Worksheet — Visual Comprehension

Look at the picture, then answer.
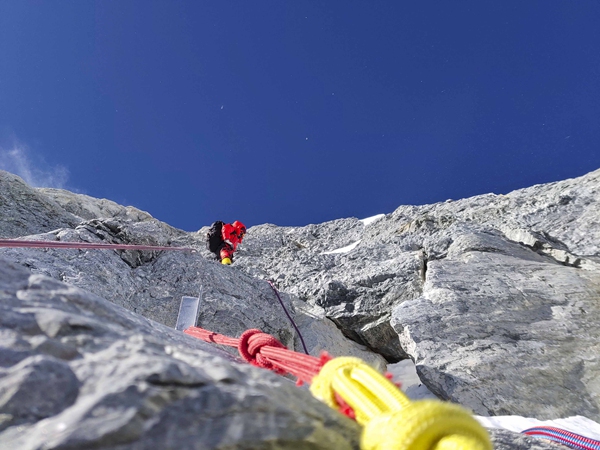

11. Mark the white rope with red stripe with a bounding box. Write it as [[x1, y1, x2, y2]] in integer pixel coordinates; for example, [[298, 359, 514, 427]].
[[0, 238, 195, 252]]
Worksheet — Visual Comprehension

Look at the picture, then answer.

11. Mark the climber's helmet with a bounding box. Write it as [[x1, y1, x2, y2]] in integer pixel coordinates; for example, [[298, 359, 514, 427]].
[[233, 221, 246, 239]]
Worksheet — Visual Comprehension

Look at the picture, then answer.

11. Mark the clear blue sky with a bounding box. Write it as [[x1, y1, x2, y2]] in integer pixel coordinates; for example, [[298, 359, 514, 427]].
[[1, 1, 599, 231]]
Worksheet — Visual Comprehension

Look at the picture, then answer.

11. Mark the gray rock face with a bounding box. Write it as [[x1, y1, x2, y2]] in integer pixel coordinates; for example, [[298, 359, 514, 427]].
[[1, 167, 600, 448], [236, 219, 424, 362], [1, 172, 384, 367], [0, 256, 540, 450], [0, 355, 80, 430], [0, 260, 361, 449], [235, 169, 600, 421], [391, 232, 600, 419], [0, 171, 80, 238], [38, 187, 158, 223]]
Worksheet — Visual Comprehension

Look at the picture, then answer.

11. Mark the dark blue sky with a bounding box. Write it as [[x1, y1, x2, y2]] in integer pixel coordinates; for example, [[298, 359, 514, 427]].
[[1, 1, 599, 231]]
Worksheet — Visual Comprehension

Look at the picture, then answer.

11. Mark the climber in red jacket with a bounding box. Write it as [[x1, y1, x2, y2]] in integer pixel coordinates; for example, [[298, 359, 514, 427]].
[[218, 221, 246, 265]]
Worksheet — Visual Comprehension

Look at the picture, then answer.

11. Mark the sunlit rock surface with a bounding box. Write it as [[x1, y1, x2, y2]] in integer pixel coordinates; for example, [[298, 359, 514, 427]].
[[1, 167, 600, 448], [0, 260, 361, 449], [239, 169, 600, 420]]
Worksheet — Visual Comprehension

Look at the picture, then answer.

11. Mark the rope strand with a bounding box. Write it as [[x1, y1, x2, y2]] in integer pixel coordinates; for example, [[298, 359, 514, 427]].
[[267, 280, 309, 355], [184, 326, 493, 450], [0, 238, 195, 252]]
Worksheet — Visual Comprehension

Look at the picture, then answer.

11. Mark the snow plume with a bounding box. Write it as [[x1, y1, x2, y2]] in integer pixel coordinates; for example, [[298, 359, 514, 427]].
[[0, 141, 69, 188]]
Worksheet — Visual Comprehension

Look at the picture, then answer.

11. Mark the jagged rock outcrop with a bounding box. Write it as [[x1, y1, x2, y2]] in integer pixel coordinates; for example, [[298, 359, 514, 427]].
[[236, 169, 600, 421], [2, 167, 599, 448], [392, 230, 600, 419], [0, 257, 562, 450], [0, 171, 80, 238], [39, 187, 159, 223], [0, 170, 384, 369], [237, 219, 423, 361], [0, 260, 361, 449]]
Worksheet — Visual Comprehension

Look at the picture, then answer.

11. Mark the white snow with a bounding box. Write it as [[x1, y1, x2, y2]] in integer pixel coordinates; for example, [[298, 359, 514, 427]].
[[321, 240, 361, 255], [360, 213, 385, 226], [319, 214, 385, 255]]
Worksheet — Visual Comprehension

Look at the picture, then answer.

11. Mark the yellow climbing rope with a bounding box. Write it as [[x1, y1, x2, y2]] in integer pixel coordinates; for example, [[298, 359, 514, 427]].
[[310, 357, 492, 450]]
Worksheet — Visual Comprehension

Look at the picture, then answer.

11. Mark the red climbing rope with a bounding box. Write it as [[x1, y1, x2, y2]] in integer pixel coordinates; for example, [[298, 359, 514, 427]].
[[184, 326, 398, 421], [0, 238, 195, 252], [184, 329, 495, 450], [185, 326, 330, 385]]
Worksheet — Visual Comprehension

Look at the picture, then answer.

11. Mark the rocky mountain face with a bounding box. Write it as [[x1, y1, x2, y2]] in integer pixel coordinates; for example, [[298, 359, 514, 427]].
[[237, 169, 600, 422], [1, 167, 598, 449]]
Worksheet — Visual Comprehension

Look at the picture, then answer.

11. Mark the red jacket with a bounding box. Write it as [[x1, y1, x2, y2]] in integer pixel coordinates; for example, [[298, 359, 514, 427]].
[[221, 223, 244, 251]]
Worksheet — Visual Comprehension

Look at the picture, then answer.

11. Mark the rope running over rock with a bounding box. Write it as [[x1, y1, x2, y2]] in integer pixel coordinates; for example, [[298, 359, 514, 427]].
[[184, 326, 492, 450], [0, 238, 195, 252]]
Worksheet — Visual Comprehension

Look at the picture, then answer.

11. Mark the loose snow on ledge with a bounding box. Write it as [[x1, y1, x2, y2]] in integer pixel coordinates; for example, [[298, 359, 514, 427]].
[[319, 214, 385, 255], [360, 214, 385, 226], [321, 240, 361, 255]]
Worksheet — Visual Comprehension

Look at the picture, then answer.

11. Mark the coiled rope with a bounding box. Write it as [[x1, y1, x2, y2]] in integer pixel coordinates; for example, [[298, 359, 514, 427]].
[[184, 326, 492, 450]]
